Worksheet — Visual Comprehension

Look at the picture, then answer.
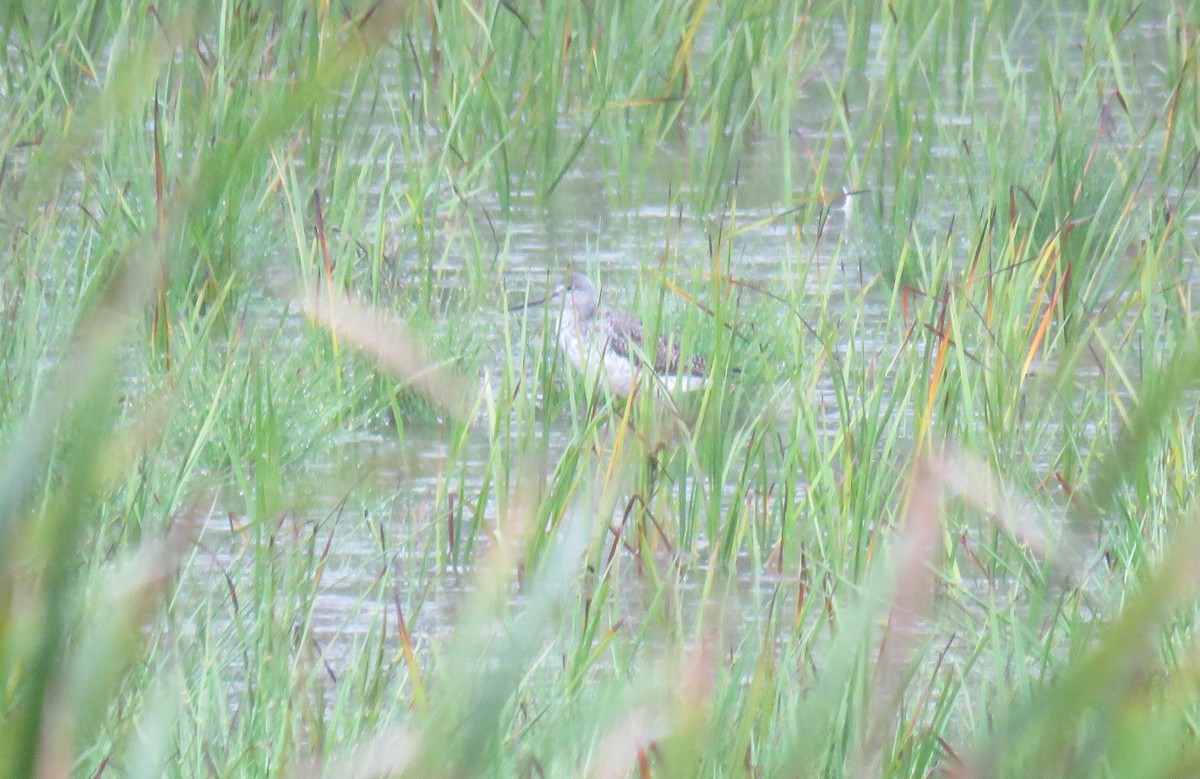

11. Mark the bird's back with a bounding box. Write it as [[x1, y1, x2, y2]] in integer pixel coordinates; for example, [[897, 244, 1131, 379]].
[[600, 309, 707, 376]]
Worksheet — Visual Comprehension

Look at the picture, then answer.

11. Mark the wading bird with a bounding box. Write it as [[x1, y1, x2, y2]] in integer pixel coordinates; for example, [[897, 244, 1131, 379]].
[[511, 271, 708, 398]]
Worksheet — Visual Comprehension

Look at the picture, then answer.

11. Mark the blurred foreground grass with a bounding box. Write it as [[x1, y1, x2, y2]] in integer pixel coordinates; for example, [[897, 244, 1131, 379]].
[[2, 1, 1200, 777]]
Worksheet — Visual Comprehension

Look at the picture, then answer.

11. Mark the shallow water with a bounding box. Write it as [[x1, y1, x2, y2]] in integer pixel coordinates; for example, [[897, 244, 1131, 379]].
[[185, 8, 1198, 690]]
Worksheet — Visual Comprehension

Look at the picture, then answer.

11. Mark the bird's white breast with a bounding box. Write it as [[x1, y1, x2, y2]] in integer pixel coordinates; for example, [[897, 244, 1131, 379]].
[[557, 307, 638, 397]]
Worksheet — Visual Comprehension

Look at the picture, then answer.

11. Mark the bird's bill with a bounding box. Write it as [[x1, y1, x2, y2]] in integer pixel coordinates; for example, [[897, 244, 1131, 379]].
[[506, 294, 547, 312], [506, 283, 565, 312]]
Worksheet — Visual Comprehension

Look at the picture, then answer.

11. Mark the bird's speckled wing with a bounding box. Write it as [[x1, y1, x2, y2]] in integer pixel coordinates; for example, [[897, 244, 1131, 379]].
[[601, 308, 707, 376], [598, 308, 644, 361]]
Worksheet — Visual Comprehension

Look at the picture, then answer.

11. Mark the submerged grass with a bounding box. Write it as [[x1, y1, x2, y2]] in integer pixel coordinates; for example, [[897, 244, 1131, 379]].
[[2, 0, 1200, 777]]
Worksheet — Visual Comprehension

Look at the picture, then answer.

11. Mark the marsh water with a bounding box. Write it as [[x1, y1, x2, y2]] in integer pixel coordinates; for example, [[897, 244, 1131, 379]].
[[186, 14, 1193, 677]]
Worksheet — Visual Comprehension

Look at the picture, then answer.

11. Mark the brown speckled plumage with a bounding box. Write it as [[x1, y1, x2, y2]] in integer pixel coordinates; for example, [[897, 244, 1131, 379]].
[[553, 272, 707, 397]]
